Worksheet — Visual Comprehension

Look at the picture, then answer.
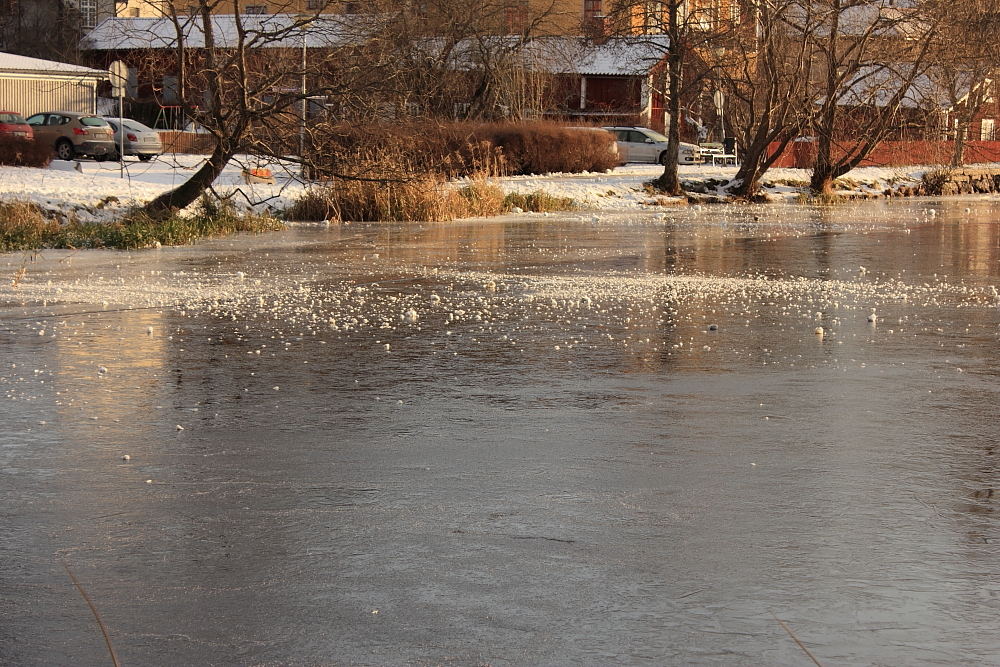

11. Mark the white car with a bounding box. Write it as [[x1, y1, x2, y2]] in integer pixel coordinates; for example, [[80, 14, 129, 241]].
[[602, 126, 703, 165], [102, 117, 163, 161]]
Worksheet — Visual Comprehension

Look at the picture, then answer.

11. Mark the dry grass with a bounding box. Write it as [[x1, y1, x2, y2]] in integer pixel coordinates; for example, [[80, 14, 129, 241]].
[[285, 177, 510, 223], [0, 196, 284, 251]]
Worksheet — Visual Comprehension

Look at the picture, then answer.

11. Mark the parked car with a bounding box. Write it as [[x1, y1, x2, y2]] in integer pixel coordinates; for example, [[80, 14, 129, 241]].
[[25, 111, 116, 161], [0, 111, 33, 139], [102, 117, 163, 161], [602, 126, 703, 165]]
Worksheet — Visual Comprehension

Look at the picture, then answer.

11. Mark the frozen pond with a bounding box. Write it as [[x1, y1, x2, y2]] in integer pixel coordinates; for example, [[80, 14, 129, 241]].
[[2, 200, 1000, 666]]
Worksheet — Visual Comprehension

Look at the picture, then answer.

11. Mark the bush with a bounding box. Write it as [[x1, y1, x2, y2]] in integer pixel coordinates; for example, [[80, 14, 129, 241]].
[[306, 120, 619, 180], [0, 136, 53, 168], [285, 177, 509, 223]]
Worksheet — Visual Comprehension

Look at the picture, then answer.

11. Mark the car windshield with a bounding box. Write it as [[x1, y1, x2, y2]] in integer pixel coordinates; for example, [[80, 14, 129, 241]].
[[0, 113, 26, 124], [643, 130, 669, 143], [80, 116, 109, 127]]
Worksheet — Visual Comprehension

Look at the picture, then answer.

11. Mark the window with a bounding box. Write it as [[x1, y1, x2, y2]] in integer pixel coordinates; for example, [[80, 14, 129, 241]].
[[584, 0, 602, 20], [982, 118, 995, 141], [80, 0, 98, 28], [244, 4, 268, 13], [306, 0, 323, 8], [505, 0, 529, 32]]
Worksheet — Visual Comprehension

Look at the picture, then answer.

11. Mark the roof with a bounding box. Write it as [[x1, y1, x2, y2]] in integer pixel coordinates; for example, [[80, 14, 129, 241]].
[[838, 66, 948, 109], [569, 36, 670, 76], [83, 17, 667, 76], [0, 51, 108, 78], [414, 36, 669, 77], [82, 14, 370, 51]]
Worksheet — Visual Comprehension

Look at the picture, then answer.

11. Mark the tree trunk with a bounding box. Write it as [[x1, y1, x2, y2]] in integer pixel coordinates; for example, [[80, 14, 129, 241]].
[[952, 120, 969, 167], [143, 143, 231, 213], [653, 37, 683, 195], [809, 133, 836, 194]]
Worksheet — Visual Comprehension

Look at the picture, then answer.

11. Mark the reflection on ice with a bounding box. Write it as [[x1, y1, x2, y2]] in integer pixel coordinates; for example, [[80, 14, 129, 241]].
[[2, 203, 1000, 667]]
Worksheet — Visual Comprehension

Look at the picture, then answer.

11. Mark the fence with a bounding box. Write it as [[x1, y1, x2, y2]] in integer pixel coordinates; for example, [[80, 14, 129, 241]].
[[157, 131, 216, 154], [767, 140, 1000, 169]]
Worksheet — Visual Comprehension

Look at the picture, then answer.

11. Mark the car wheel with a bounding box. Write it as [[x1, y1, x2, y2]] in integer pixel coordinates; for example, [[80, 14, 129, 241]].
[[658, 151, 670, 166], [94, 153, 109, 162], [56, 140, 74, 161], [138, 154, 154, 162]]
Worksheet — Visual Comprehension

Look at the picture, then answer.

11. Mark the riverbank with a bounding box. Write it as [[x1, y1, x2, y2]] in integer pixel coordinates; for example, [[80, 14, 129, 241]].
[[1, 155, 941, 221]]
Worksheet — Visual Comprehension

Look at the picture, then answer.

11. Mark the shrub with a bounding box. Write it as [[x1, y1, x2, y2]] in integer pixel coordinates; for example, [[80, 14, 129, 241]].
[[0, 136, 53, 168], [286, 177, 509, 223], [921, 168, 951, 195], [306, 120, 619, 180]]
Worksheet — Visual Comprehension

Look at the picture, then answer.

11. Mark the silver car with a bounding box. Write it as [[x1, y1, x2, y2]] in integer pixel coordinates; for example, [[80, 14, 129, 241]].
[[102, 117, 163, 161], [602, 126, 703, 165]]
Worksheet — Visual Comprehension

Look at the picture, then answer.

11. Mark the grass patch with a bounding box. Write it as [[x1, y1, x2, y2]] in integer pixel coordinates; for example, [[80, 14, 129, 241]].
[[0, 196, 284, 252], [287, 180, 577, 222], [768, 178, 810, 187], [794, 191, 842, 204], [284, 176, 505, 222], [503, 190, 577, 212]]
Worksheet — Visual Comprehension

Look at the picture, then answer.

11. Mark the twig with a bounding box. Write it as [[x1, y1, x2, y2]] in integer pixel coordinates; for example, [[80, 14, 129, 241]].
[[61, 560, 121, 667], [771, 612, 823, 667]]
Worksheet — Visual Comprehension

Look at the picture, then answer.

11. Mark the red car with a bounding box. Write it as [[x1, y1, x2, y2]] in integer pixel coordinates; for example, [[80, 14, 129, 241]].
[[0, 111, 33, 139]]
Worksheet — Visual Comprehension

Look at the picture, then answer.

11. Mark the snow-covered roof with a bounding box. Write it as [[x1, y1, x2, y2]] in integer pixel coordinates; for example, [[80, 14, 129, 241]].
[[0, 51, 108, 78], [82, 14, 371, 51], [568, 36, 670, 76], [414, 36, 668, 77], [838, 66, 950, 109]]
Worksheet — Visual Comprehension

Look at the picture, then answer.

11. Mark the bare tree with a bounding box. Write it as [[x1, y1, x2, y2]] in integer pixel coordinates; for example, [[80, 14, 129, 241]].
[[721, 0, 816, 198], [602, 0, 738, 194], [789, 0, 939, 193], [921, 0, 1000, 166]]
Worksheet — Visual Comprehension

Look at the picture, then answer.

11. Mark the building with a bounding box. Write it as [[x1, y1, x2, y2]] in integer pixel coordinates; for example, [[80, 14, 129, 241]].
[[0, 51, 108, 116]]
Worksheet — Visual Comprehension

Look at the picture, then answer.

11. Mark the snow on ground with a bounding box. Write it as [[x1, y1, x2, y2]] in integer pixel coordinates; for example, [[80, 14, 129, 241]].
[[0, 153, 938, 219]]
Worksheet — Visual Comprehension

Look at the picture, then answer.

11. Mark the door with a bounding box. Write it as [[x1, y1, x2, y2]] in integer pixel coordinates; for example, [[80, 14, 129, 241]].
[[627, 130, 655, 162], [26, 114, 58, 148]]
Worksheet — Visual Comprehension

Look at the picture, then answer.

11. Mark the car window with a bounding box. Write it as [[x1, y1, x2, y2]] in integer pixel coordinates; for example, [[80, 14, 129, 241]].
[[0, 113, 25, 123], [50, 116, 67, 125], [26, 114, 45, 125], [611, 130, 628, 141], [628, 131, 649, 143], [644, 130, 669, 142], [123, 121, 153, 132], [105, 120, 119, 131], [80, 116, 109, 127]]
